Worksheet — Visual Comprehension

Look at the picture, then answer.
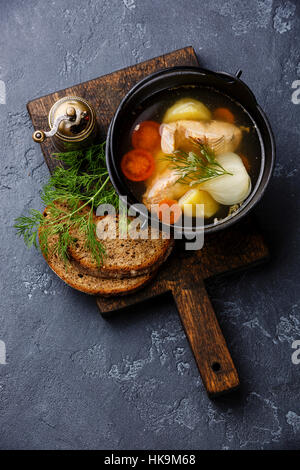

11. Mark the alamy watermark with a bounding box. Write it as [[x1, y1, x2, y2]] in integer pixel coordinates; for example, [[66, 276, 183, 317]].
[[0, 80, 6, 105], [291, 80, 300, 104], [95, 197, 205, 250], [0, 340, 6, 365], [291, 340, 300, 365]]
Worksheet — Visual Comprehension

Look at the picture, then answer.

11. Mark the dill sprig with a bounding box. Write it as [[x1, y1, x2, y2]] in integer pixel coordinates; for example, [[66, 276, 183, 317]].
[[164, 140, 232, 185], [15, 142, 119, 266]]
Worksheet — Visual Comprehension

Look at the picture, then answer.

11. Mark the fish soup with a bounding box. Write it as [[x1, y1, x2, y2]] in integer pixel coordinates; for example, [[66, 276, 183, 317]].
[[119, 86, 262, 227]]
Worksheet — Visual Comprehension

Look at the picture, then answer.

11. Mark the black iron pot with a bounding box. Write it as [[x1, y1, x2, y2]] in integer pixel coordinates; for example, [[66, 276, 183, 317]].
[[106, 66, 275, 234]]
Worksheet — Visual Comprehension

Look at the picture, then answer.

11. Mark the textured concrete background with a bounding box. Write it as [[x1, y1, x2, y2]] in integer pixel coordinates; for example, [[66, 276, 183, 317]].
[[0, 0, 300, 450]]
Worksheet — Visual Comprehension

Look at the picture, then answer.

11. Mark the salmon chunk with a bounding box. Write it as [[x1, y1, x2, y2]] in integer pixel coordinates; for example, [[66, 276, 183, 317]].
[[143, 168, 188, 208], [160, 120, 242, 155]]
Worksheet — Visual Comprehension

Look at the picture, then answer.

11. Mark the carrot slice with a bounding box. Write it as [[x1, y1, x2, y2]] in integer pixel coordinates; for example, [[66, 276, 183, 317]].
[[121, 149, 155, 181], [213, 107, 235, 124], [239, 153, 251, 172], [157, 199, 182, 225], [132, 121, 161, 152]]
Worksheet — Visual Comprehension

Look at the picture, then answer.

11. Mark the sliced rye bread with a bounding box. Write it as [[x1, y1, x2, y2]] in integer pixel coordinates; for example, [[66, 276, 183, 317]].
[[41, 244, 155, 296], [68, 214, 174, 279], [39, 205, 155, 296]]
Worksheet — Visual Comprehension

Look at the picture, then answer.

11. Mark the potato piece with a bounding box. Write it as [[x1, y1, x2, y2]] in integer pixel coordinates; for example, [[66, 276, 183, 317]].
[[178, 189, 219, 218], [163, 98, 211, 123]]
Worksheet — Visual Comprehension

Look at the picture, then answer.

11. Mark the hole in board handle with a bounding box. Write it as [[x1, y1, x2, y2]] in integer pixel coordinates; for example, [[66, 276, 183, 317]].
[[211, 361, 221, 372]]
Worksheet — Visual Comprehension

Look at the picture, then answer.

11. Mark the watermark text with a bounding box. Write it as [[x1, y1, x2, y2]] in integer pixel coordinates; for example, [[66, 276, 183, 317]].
[[291, 340, 300, 365], [291, 80, 300, 104], [0, 340, 6, 365]]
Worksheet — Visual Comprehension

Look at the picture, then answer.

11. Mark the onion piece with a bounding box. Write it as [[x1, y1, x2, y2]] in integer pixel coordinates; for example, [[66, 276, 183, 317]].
[[200, 152, 251, 205]]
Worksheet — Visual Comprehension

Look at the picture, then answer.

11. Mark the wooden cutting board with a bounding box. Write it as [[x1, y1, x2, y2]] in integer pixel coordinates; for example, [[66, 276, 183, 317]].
[[27, 46, 269, 397]]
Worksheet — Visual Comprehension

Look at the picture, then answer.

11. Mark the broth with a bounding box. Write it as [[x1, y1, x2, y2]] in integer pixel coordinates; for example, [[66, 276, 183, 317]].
[[119, 85, 262, 227]]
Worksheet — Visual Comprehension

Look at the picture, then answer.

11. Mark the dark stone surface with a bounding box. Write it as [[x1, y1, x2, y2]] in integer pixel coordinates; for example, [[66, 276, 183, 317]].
[[0, 0, 300, 450]]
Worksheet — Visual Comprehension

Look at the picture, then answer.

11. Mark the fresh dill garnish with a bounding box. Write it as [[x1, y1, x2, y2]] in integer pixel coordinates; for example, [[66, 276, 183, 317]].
[[163, 140, 232, 185], [15, 142, 119, 266]]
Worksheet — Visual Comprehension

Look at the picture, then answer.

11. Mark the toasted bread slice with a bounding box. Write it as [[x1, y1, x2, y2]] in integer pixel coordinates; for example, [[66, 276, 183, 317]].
[[39, 204, 155, 296], [68, 214, 174, 278], [42, 245, 155, 296]]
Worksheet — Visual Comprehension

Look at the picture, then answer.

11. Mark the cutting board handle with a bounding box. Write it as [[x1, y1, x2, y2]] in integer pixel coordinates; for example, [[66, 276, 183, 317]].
[[172, 276, 240, 397]]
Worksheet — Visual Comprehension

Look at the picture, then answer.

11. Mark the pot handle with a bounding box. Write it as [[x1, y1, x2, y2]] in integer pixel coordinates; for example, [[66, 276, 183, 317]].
[[215, 69, 258, 107], [215, 69, 242, 81]]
